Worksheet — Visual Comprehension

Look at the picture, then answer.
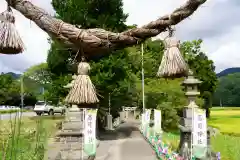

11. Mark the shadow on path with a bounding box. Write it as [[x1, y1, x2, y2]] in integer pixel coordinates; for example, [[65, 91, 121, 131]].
[[98, 122, 140, 141], [96, 117, 157, 160], [98, 115, 141, 140]]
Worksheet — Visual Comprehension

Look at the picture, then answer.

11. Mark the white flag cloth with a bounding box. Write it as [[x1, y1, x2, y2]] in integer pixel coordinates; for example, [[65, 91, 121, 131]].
[[154, 109, 162, 134], [192, 108, 207, 158], [84, 109, 98, 156]]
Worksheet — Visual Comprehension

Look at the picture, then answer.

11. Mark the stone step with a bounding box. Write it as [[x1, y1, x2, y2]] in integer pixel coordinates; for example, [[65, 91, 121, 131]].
[[62, 121, 83, 130], [46, 135, 100, 160], [46, 142, 88, 160]]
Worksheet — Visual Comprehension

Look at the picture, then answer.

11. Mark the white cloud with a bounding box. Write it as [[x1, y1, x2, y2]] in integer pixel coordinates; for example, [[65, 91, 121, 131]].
[[0, 0, 240, 73], [208, 26, 240, 72]]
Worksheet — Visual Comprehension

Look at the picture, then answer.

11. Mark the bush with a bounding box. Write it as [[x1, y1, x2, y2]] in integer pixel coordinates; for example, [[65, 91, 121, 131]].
[[135, 115, 139, 119], [142, 78, 204, 131]]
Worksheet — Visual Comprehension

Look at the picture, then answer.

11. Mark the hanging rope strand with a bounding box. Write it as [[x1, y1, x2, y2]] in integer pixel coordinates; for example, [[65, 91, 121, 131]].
[[7, 0, 12, 11]]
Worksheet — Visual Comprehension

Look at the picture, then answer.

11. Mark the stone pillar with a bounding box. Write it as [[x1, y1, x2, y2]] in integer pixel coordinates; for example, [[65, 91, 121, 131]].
[[122, 106, 125, 112], [106, 114, 113, 130], [119, 111, 125, 123], [125, 111, 128, 119]]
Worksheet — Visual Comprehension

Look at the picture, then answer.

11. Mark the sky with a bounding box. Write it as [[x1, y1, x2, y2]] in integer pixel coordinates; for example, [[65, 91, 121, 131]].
[[0, 0, 240, 73]]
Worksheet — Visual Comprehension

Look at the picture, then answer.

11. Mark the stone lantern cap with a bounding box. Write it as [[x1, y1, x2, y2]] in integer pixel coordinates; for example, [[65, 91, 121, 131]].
[[182, 69, 202, 85]]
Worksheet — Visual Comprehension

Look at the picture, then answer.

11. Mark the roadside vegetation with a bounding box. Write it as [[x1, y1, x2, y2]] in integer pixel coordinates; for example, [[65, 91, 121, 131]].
[[0, 115, 64, 160]]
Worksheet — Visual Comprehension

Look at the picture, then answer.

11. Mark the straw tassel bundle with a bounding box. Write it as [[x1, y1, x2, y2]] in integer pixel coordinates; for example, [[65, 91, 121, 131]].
[[0, 6, 24, 54], [65, 57, 99, 106], [157, 34, 188, 78]]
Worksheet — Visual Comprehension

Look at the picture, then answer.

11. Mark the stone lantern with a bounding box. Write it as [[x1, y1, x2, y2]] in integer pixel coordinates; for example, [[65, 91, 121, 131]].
[[182, 69, 201, 104], [178, 69, 201, 158], [178, 69, 216, 160]]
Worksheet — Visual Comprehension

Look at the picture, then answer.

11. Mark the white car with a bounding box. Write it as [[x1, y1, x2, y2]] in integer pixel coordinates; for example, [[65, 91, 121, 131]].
[[33, 101, 66, 116], [0, 106, 9, 110]]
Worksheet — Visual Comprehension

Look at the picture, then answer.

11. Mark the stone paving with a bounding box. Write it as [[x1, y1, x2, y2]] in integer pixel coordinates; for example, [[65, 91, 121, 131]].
[[96, 118, 158, 160]]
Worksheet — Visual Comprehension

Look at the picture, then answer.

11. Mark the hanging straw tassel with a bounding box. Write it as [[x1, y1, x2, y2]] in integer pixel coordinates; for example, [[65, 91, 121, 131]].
[[65, 56, 99, 106], [157, 29, 188, 78], [0, 6, 24, 54]]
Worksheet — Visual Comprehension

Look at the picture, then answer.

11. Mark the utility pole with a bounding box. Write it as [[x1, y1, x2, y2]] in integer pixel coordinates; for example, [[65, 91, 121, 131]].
[[108, 92, 111, 114], [141, 43, 145, 113], [220, 98, 222, 107], [107, 92, 113, 130], [20, 76, 24, 108]]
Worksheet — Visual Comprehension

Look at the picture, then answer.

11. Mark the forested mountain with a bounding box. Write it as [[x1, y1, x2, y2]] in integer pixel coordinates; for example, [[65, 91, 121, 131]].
[[1, 72, 21, 79], [213, 73, 240, 107], [217, 67, 240, 77]]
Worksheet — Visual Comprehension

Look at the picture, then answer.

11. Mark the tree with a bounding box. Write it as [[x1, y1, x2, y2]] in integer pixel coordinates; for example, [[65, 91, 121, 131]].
[[52, 0, 128, 32], [45, 75, 71, 104], [46, 0, 135, 129], [8, 0, 207, 58], [0, 74, 15, 105], [23, 63, 53, 101], [47, 41, 72, 76], [48, 0, 128, 75], [0, 73, 37, 106], [24, 63, 52, 85], [90, 49, 139, 118]]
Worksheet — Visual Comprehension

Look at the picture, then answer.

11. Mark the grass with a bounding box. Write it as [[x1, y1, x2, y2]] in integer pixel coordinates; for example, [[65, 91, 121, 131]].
[[0, 109, 30, 114], [0, 115, 64, 160], [211, 134, 240, 160], [162, 132, 180, 150], [161, 132, 240, 160]]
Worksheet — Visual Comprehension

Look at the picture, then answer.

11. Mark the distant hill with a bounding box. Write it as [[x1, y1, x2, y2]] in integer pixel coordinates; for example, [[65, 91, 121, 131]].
[[3, 72, 21, 79], [217, 67, 240, 77]]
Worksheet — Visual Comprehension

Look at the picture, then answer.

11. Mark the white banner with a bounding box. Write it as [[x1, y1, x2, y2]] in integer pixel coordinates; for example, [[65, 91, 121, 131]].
[[192, 108, 207, 146], [84, 109, 98, 156], [140, 113, 145, 132], [144, 109, 151, 137], [192, 108, 207, 158], [154, 109, 162, 133], [145, 109, 151, 124]]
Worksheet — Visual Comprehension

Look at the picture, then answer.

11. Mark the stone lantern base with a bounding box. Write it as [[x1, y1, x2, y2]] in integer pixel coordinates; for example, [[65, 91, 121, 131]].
[[178, 107, 218, 160]]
